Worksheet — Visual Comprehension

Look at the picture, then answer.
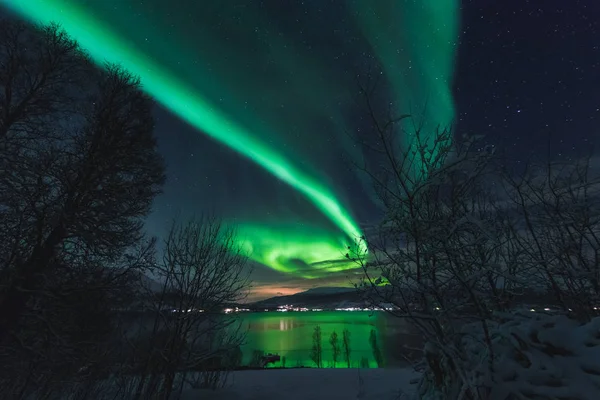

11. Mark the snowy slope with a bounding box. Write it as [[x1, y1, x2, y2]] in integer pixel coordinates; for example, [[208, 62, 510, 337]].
[[181, 368, 420, 400]]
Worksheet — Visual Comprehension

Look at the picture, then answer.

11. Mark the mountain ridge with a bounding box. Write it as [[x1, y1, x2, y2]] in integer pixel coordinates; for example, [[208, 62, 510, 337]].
[[251, 286, 361, 308]]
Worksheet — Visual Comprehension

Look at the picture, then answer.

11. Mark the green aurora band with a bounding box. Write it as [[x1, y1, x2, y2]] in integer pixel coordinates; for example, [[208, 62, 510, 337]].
[[2, 0, 459, 283], [352, 0, 459, 167], [236, 224, 351, 279], [2, 0, 362, 268]]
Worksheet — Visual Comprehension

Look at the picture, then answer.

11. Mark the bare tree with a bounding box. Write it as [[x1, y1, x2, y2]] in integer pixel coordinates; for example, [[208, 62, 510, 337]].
[[0, 19, 165, 398], [130, 216, 251, 400], [351, 71, 600, 399], [352, 112, 498, 338], [349, 72, 524, 398], [342, 328, 351, 368], [310, 325, 323, 368], [502, 155, 600, 321], [0, 19, 91, 140], [329, 330, 340, 368], [0, 19, 91, 278], [0, 61, 165, 336]]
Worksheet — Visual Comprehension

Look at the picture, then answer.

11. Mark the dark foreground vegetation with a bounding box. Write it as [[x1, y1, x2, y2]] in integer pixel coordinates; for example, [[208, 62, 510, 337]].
[[350, 72, 600, 398], [0, 20, 250, 399]]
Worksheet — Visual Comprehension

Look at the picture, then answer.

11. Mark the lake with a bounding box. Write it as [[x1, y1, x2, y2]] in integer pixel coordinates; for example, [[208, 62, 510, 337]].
[[239, 311, 420, 368]]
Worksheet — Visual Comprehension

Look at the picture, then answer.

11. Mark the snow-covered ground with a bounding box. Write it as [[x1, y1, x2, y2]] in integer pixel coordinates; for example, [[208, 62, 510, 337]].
[[181, 368, 420, 400]]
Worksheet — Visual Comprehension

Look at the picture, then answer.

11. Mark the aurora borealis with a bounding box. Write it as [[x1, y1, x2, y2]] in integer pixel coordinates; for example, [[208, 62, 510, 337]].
[[1, 0, 460, 298], [351, 1, 459, 159]]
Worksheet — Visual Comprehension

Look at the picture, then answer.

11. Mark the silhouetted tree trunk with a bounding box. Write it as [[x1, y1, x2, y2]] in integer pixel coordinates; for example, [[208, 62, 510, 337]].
[[342, 328, 351, 368], [310, 325, 323, 368], [329, 330, 340, 368]]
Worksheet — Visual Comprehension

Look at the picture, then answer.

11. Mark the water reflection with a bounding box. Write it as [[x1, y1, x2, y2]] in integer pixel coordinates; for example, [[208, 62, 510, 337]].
[[238, 311, 417, 368]]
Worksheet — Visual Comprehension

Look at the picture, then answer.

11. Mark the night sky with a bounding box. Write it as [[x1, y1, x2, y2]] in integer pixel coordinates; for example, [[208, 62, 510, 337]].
[[3, 0, 599, 300]]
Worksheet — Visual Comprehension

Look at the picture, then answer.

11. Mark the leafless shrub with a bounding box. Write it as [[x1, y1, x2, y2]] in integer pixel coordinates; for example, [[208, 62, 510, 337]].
[[128, 216, 251, 400], [348, 71, 600, 398], [502, 155, 600, 321]]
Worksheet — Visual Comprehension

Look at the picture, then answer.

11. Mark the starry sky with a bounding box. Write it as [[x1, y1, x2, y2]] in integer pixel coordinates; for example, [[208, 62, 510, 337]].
[[2, 0, 599, 300]]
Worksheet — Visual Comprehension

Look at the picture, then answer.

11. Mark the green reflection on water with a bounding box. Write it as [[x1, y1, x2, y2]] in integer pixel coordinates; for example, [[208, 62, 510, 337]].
[[239, 311, 386, 368]]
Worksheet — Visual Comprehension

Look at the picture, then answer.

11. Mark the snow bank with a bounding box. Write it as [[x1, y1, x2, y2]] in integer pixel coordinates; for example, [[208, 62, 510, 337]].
[[419, 313, 600, 399], [181, 368, 420, 400]]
